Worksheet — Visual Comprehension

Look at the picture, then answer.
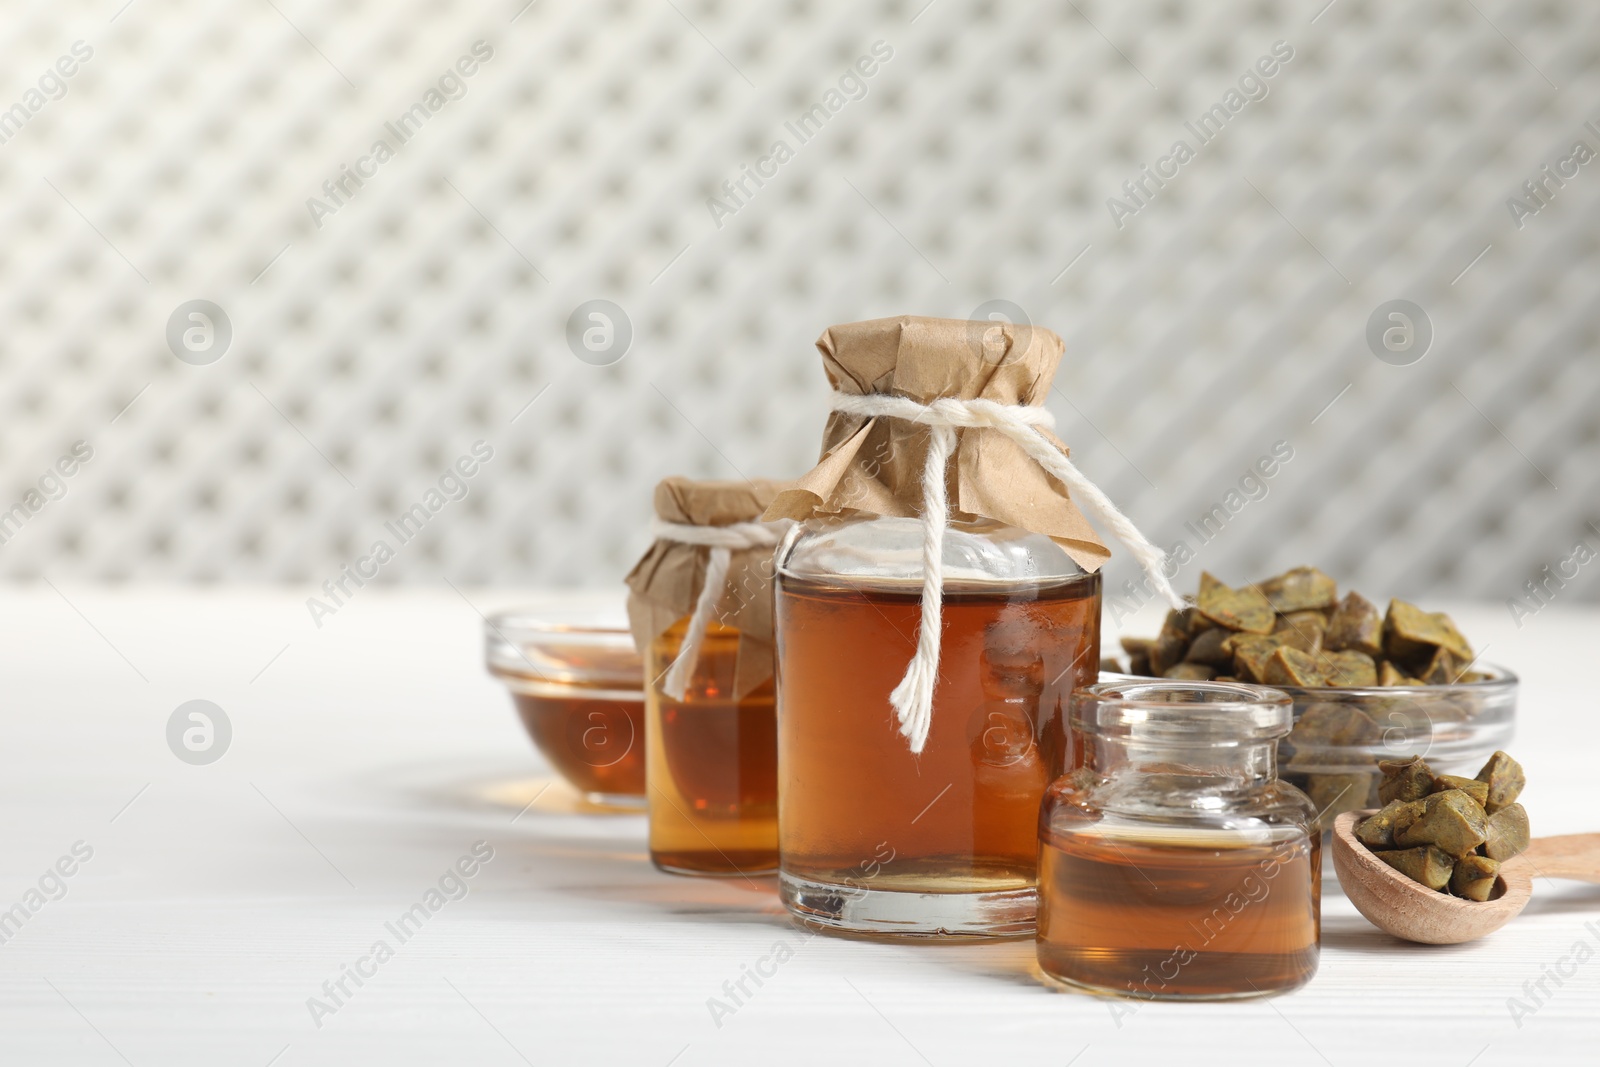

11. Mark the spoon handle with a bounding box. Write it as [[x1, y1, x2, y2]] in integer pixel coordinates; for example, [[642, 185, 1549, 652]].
[[1521, 834, 1600, 882]]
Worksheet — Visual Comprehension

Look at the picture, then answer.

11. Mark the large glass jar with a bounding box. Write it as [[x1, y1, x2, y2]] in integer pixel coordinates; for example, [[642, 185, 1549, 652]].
[[1037, 680, 1320, 999], [774, 514, 1101, 938]]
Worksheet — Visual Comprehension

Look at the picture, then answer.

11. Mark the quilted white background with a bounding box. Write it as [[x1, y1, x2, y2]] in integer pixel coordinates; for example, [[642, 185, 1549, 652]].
[[1, 0, 1596, 606]]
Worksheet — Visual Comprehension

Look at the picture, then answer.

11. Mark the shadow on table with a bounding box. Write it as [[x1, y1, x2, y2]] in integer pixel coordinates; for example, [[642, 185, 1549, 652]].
[[1320, 911, 1502, 954], [907, 938, 1055, 993], [1323, 881, 1600, 953], [375, 760, 638, 818], [485, 832, 793, 930], [365, 757, 793, 928], [1520, 880, 1600, 916]]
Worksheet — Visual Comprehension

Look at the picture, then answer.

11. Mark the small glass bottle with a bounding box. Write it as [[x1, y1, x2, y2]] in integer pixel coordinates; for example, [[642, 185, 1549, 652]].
[[645, 617, 778, 875], [775, 515, 1100, 937], [626, 476, 786, 877], [1037, 680, 1320, 999]]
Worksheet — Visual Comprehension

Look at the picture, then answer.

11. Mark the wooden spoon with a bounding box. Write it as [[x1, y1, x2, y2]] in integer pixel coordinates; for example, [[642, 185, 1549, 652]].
[[1331, 811, 1600, 945]]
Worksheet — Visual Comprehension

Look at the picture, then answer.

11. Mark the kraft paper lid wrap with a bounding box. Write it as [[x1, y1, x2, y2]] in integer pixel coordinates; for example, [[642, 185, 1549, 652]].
[[624, 477, 786, 699], [764, 315, 1111, 572]]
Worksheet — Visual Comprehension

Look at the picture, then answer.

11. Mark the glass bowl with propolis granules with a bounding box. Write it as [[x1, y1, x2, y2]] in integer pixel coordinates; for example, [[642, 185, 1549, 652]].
[[1105, 567, 1517, 830], [485, 607, 647, 808]]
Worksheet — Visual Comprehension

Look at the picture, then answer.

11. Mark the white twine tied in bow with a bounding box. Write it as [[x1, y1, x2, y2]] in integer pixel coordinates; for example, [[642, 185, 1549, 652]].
[[652, 517, 789, 701], [829, 392, 1185, 754]]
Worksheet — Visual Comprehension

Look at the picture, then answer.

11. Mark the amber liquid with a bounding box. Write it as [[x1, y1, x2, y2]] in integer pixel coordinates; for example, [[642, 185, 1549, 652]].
[[505, 682, 646, 800], [776, 574, 1099, 894], [647, 620, 778, 875], [1037, 827, 1320, 998]]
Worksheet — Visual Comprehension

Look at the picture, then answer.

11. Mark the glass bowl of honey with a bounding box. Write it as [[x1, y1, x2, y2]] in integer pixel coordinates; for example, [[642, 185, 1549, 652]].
[[485, 607, 647, 808]]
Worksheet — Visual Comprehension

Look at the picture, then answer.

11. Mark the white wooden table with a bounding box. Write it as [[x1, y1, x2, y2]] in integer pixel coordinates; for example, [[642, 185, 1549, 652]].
[[3, 588, 1596, 1065]]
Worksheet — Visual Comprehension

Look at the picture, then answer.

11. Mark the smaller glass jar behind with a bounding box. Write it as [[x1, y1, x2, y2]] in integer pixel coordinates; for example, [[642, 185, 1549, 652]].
[[625, 477, 787, 877], [1037, 681, 1320, 999], [644, 619, 778, 875]]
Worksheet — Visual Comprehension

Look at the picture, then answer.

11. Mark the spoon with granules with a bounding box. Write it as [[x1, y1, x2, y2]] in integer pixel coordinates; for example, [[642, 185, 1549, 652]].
[[1331, 812, 1600, 944]]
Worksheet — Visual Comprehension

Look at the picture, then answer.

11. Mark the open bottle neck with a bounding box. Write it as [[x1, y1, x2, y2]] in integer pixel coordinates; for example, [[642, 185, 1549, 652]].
[[1072, 679, 1294, 791], [1090, 736, 1279, 786]]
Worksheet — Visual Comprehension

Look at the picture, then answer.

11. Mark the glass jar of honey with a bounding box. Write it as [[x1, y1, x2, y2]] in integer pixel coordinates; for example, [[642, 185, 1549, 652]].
[[643, 618, 777, 875], [775, 515, 1100, 936], [1037, 680, 1321, 999], [766, 314, 1181, 938], [626, 477, 786, 877]]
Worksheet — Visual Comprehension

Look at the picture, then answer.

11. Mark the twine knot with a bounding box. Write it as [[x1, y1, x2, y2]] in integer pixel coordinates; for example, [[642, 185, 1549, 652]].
[[651, 518, 788, 700], [828, 391, 1182, 753]]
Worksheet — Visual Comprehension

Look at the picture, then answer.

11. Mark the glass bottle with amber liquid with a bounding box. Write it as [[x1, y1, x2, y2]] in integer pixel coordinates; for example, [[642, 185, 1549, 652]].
[[775, 517, 1100, 934], [626, 476, 786, 878], [766, 314, 1186, 938], [1037, 680, 1320, 998]]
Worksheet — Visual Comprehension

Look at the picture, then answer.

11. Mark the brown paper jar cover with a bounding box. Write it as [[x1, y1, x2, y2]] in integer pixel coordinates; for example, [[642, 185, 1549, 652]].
[[624, 476, 787, 699], [763, 314, 1110, 573]]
